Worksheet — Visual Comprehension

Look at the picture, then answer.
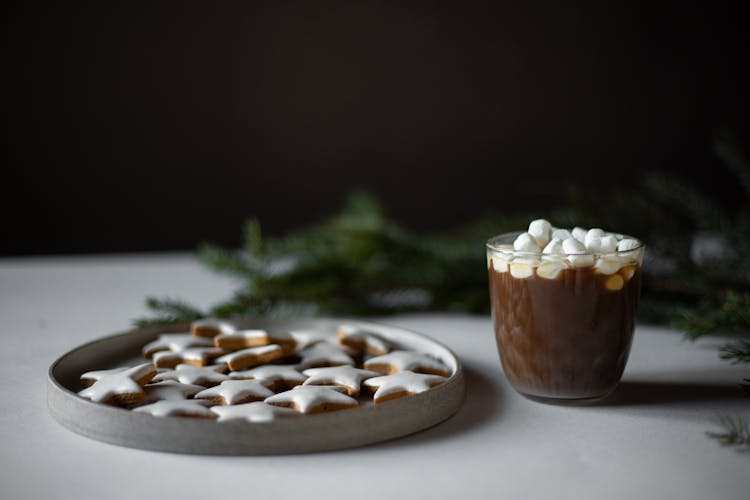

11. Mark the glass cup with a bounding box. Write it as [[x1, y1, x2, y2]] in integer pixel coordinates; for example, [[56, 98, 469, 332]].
[[486, 231, 645, 402]]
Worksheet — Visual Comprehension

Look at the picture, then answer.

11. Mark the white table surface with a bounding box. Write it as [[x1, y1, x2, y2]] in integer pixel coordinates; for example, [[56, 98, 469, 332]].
[[0, 253, 747, 500]]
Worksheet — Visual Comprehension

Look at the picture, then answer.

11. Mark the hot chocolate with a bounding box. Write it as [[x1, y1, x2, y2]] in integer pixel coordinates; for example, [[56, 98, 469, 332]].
[[487, 222, 644, 401]]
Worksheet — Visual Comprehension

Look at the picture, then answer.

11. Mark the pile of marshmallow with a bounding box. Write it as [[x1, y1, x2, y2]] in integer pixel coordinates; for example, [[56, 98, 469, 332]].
[[489, 219, 642, 286]]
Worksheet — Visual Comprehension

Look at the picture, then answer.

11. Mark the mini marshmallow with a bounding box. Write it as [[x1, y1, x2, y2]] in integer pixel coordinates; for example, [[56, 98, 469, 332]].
[[584, 228, 605, 249], [572, 227, 587, 243], [513, 232, 541, 253], [528, 219, 552, 248], [509, 257, 538, 279], [542, 238, 564, 255], [586, 232, 618, 254], [551, 228, 572, 241], [617, 238, 640, 252], [605, 274, 624, 291], [562, 238, 594, 267], [594, 257, 623, 275], [536, 259, 567, 280], [490, 254, 513, 273]]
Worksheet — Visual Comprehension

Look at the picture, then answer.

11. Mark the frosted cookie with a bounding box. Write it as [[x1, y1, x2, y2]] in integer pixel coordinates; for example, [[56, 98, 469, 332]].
[[80, 367, 132, 387], [229, 365, 307, 392], [214, 329, 296, 350], [211, 402, 300, 423], [190, 319, 236, 338], [152, 347, 226, 369], [295, 342, 355, 370], [265, 385, 358, 414], [289, 330, 334, 349], [142, 333, 214, 358], [151, 364, 230, 387], [78, 363, 156, 405], [194, 380, 275, 406], [140, 380, 205, 404], [133, 400, 216, 419], [364, 350, 450, 377], [216, 344, 290, 371], [363, 371, 447, 403], [336, 325, 391, 356], [302, 366, 380, 397]]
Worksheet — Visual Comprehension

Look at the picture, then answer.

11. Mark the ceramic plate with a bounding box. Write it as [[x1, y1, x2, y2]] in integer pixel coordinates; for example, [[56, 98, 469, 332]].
[[47, 317, 465, 455]]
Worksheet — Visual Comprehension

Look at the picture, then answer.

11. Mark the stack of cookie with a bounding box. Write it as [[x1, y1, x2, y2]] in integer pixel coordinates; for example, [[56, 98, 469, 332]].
[[76, 320, 451, 422]]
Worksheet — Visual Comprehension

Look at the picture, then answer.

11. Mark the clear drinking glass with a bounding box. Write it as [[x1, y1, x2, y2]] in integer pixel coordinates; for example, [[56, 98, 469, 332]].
[[486, 231, 645, 402]]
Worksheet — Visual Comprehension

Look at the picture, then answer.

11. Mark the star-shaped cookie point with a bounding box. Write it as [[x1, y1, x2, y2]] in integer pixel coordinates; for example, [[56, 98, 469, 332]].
[[295, 342, 355, 370], [211, 402, 300, 423], [78, 363, 156, 405], [363, 371, 447, 403], [141, 333, 214, 358], [133, 400, 216, 419], [139, 380, 205, 404], [214, 329, 296, 350], [336, 325, 391, 356], [194, 380, 275, 405], [152, 347, 226, 369], [302, 366, 380, 397], [216, 344, 291, 371], [151, 364, 230, 387], [229, 365, 307, 392], [364, 350, 450, 377], [190, 319, 236, 338], [265, 385, 359, 414]]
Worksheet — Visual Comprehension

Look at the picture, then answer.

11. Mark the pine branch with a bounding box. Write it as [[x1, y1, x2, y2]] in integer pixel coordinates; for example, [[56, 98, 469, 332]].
[[674, 291, 750, 339], [720, 340, 750, 364], [133, 297, 205, 327], [706, 414, 750, 448]]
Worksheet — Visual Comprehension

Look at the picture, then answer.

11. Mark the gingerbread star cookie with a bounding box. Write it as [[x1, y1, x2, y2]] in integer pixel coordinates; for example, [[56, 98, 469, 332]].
[[194, 380, 275, 406], [151, 364, 230, 387], [363, 371, 447, 403], [190, 319, 236, 338], [78, 363, 156, 405], [336, 325, 391, 356], [142, 333, 214, 358], [229, 365, 307, 392], [295, 342, 355, 370], [152, 347, 226, 369], [364, 350, 450, 377], [133, 400, 216, 419], [216, 344, 291, 371], [80, 367, 133, 387], [265, 385, 359, 414], [139, 380, 205, 404], [210, 402, 300, 423], [214, 329, 296, 350], [302, 366, 380, 397]]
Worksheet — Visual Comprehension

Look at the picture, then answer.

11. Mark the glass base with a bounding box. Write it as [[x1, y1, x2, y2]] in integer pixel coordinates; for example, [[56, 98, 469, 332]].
[[518, 388, 616, 406]]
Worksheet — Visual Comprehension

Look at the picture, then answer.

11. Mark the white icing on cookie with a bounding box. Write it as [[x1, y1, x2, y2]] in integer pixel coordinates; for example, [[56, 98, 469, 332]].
[[194, 380, 275, 405], [142, 333, 214, 357], [133, 400, 216, 418], [302, 366, 380, 397], [336, 325, 391, 356], [151, 364, 230, 387], [190, 319, 236, 338], [214, 329, 296, 350], [215, 344, 288, 371], [140, 380, 205, 404], [289, 330, 334, 349], [265, 385, 358, 414], [78, 363, 156, 405], [152, 347, 226, 368], [364, 350, 450, 377], [363, 371, 447, 403], [229, 365, 307, 390], [80, 367, 132, 387], [295, 342, 355, 370], [211, 402, 300, 423]]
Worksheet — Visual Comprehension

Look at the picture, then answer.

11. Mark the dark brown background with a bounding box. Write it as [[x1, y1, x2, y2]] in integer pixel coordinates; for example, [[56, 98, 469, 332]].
[[6, 2, 749, 255]]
